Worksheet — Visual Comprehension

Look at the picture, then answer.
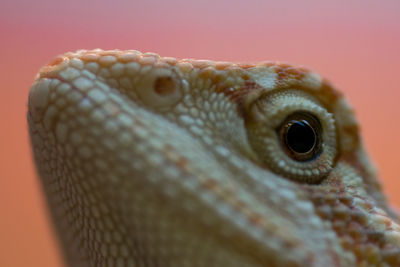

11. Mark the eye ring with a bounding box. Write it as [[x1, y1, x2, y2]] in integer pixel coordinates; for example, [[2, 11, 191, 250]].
[[278, 112, 322, 162], [244, 89, 337, 183]]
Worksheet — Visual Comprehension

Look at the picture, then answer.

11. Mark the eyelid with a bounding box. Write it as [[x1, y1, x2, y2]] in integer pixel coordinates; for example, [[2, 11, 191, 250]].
[[249, 90, 323, 128]]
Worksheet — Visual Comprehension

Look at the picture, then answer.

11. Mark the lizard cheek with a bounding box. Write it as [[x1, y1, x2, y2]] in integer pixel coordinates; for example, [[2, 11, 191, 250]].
[[135, 67, 184, 110]]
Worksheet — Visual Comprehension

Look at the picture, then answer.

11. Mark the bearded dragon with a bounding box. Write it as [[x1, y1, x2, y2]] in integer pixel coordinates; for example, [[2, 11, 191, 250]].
[[28, 49, 400, 267]]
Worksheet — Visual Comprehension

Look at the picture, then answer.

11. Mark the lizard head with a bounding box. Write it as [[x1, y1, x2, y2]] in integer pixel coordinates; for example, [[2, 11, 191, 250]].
[[28, 50, 400, 266]]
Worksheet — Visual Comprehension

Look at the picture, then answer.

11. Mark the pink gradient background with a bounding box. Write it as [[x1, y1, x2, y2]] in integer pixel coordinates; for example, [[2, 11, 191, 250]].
[[1, 0, 399, 266]]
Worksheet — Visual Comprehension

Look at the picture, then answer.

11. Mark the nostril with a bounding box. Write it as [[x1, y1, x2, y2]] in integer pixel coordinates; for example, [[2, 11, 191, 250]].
[[135, 68, 184, 110], [154, 76, 177, 96]]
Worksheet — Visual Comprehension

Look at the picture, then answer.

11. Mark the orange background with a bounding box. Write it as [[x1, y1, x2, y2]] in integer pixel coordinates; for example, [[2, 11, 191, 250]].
[[1, 0, 399, 266]]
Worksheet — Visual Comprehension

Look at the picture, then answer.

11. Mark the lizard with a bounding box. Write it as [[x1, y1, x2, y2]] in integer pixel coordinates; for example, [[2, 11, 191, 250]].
[[27, 49, 400, 267]]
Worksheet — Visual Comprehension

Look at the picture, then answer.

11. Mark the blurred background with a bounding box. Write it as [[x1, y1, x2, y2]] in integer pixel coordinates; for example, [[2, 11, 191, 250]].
[[0, 0, 399, 266]]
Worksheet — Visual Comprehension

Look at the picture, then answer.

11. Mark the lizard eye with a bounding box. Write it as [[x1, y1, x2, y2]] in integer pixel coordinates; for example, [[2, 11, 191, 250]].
[[245, 90, 337, 183], [279, 112, 322, 162]]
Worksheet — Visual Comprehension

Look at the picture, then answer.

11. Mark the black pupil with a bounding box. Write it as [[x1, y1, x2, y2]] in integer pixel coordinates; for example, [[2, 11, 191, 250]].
[[286, 120, 316, 154]]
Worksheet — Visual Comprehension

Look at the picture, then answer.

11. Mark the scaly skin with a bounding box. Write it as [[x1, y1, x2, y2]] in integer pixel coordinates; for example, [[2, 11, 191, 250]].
[[28, 49, 400, 267]]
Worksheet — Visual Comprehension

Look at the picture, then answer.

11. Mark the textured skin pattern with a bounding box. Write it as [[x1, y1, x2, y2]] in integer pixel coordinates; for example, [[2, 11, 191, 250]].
[[28, 50, 400, 267]]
